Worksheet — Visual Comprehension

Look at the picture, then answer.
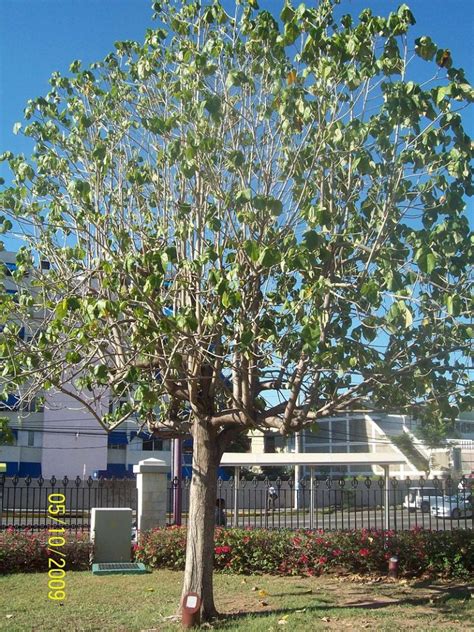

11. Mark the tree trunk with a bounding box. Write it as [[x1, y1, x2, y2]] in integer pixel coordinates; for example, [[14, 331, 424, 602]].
[[181, 416, 220, 621]]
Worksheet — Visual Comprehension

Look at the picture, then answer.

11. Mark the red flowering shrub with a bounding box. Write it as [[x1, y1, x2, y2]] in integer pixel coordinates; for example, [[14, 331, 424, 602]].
[[134, 526, 187, 570], [2, 527, 472, 578], [135, 527, 473, 579], [0, 529, 92, 574]]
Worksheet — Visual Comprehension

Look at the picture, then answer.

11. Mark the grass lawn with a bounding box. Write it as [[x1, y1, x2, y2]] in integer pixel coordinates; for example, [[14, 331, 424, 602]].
[[0, 570, 472, 631]]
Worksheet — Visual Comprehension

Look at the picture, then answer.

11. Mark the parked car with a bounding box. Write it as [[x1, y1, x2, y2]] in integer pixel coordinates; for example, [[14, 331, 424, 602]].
[[430, 495, 473, 519], [403, 486, 444, 513]]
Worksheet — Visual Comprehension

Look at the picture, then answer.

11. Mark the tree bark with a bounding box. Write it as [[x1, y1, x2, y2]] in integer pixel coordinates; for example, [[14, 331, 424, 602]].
[[181, 415, 220, 621]]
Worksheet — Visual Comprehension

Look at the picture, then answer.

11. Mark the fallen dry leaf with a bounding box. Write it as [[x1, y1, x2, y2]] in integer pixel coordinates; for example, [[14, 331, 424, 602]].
[[321, 616, 330, 622], [6, 615, 13, 619], [258, 590, 268, 598], [259, 600, 269, 606], [160, 615, 181, 622], [251, 586, 259, 592], [278, 620, 288, 626]]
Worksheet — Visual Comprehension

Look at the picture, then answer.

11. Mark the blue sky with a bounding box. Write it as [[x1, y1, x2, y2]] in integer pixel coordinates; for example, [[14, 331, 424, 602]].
[[1, 0, 472, 154]]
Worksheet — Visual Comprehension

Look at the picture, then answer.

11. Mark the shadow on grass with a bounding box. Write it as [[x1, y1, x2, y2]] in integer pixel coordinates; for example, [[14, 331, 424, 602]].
[[210, 584, 472, 628]]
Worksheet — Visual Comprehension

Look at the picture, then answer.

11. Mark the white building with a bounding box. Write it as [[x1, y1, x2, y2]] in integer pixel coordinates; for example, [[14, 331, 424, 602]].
[[249, 409, 474, 479], [0, 251, 171, 478]]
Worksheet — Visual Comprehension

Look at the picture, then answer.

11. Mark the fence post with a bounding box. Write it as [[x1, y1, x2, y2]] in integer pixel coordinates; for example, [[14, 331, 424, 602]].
[[233, 466, 240, 527], [383, 466, 390, 531], [309, 467, 315, 530], [133, 458, 169, 534]]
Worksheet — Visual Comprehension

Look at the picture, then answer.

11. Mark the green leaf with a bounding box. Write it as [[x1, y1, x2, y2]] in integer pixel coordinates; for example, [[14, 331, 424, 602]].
[[244, 240, 260, 262], [446, 295, 461, 316], [303, 230, 321, 250], [55, 299, 69, 320], [227, 150, 245, 168], [414, 36, 437, 61], [240, 329, 254, 348], [436, 49, 452, 69], [280, 3, 295, 23], [268, 198, 283, 216], [361, 281, 379, 304], [93, 365, 108, 380], [258, 247, 281, 268], [164, 246, 178, 263], [143, 116, 167, 134], [92, 144, 107, 161], [417, 250, 437, 274], [435, 85, 451, 105], [69, 60, 82, 73], [235, 188, 252, 205], [66, 297, 81, 311], [204, 95, 221, 119], [404, 305, 413, 328], [226, 70, 242, 89], [222, 291, 230, 308]]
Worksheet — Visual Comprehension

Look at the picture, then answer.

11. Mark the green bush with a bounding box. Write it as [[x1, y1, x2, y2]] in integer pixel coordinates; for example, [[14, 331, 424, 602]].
[[0, 528, 92, 574], [135, 526, 474, 579], [1, 526, 472, 579]]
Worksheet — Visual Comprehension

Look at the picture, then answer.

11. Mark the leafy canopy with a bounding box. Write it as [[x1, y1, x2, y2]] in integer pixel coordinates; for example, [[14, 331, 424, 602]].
[[0, 0, 472, 441]]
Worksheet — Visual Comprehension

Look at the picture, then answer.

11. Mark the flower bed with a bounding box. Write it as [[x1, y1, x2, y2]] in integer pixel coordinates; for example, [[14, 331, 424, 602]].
[[0, 528, 92, 574], [1, 526, 472, 578], [135, 527, 474, 579]]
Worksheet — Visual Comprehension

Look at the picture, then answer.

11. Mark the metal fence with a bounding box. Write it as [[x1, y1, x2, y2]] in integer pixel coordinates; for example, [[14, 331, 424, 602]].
[[0, 474, 137, 532], [1, 473, 472, 532], [168, 475, 473, 532]]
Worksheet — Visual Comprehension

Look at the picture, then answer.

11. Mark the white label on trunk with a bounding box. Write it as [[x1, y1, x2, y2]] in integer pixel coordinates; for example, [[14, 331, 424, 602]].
[[186, 595, 198, 609]]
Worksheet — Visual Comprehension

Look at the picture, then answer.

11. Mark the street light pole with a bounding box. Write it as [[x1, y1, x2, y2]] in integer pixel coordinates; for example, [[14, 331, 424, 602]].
[[172, 436, 182, 525]]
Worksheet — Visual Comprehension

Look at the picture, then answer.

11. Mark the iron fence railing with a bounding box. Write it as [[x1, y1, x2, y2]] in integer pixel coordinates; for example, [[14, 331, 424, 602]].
[[0, 474, 137, 532], [167, 475, 473, 532], [1, 473, 472, 532]]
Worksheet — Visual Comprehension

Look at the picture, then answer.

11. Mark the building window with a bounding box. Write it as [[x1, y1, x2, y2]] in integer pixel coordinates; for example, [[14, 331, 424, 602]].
[[107, 431, 127, 450], [27, 431, 35, 447], [264, 435, 276, 453], [143, 438, 164, 451]]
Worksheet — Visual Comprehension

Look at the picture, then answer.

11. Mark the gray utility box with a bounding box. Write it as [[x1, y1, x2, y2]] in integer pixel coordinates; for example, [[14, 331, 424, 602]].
[[91, 507, 132, 563]]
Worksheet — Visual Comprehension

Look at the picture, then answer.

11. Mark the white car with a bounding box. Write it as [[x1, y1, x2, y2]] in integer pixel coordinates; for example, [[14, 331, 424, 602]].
[[430, 495, 473, 519], [403, 487, 443, 513]]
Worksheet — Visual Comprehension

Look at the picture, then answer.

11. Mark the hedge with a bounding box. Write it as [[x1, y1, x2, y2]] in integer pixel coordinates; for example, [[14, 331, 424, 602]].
[[1, 526, 472, 578], [135, 526, 474, 578], [0, 528, 92, 574]]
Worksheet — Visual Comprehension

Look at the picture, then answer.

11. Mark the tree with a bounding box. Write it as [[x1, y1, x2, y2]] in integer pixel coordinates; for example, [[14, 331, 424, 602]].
[[0, 0, 472, 620], [0, 418, 14, 446]]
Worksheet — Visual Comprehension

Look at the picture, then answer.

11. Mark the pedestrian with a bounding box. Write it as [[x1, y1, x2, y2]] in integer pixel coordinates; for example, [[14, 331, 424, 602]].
[[267, 485, 278, 512], [215, 497, 227, 526]]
